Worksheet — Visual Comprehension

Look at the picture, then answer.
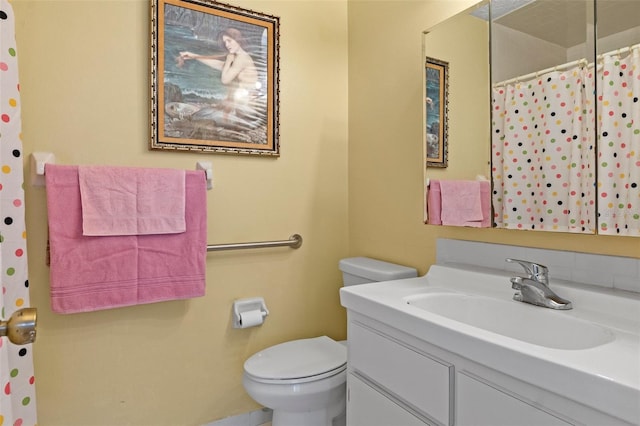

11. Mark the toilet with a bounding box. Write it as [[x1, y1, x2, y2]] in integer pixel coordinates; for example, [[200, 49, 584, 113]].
[[242, 257, 418, 426]]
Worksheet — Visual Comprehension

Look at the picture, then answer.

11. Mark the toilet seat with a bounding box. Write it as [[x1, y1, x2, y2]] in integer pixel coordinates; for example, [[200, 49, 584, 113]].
[[244, 336, 347, 385]]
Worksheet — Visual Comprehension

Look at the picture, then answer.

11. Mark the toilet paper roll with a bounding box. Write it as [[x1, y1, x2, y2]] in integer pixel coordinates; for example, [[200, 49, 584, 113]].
[[239, 310, 265, 328]]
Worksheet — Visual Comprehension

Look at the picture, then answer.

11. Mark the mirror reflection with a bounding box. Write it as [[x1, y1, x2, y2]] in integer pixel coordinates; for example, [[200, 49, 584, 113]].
[[491, 0, 597, 234], [423, 2, 491, 227], [593, 1, 640, 236], [491, 0, 639, 236], [424, 0, 640, 237]]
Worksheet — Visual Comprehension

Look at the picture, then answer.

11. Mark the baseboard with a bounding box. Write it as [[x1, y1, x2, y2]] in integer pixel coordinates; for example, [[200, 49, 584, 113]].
[[203, 408, 273, 426]]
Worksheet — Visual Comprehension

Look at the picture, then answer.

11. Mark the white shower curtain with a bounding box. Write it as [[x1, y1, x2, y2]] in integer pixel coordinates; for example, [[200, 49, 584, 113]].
[[0, 1, 38, 424], [492, 65, 596, 233], [597, 45, 640, 236]]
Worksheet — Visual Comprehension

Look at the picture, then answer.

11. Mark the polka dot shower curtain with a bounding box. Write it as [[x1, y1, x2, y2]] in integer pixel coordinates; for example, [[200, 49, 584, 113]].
[[492, 65, 596, 233], [0, 1, 38, 425], [597, 45, 640, 236]]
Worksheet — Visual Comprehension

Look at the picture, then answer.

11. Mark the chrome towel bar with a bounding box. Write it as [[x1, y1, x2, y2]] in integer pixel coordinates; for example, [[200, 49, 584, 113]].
[[207, 234, 302, 252]]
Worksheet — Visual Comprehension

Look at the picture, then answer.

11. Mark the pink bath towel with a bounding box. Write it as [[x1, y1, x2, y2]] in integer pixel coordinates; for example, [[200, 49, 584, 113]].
[[78, 165, 186, 236], [45, 165, 207, 314], [439, 180, 488, 227]]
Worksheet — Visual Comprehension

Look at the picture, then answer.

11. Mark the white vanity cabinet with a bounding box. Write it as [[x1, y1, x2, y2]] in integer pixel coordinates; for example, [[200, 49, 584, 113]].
[[346, 313, 628, 426]]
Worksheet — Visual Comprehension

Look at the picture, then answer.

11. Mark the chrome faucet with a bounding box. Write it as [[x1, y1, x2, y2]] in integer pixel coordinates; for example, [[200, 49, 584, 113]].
[[505, 259, 572, 310]]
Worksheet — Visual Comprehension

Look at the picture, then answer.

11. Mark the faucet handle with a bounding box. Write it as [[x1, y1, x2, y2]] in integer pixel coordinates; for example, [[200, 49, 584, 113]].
[[510, 277, 524, 302], [505, 258, 549, 285], [510, 276, 523, 290]]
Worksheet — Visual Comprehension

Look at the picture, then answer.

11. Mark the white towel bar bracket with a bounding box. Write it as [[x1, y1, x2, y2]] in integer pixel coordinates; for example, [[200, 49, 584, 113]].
[[196, 161, 213, 190], [30, 152, 56, 187]]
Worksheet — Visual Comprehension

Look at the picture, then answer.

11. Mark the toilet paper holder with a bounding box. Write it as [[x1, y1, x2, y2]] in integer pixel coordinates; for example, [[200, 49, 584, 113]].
[[233, 297, 269, 328]]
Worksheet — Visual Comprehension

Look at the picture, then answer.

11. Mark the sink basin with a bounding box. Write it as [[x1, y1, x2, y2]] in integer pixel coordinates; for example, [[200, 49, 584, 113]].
[[405, 292, 616, 350]]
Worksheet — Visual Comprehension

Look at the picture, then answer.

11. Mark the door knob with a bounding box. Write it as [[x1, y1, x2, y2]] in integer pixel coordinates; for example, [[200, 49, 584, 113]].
[[0, 308, 37, 345]]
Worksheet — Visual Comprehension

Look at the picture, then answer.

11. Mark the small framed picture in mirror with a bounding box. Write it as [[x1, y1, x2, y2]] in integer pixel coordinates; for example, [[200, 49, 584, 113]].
[[424, 56, 449, 168]]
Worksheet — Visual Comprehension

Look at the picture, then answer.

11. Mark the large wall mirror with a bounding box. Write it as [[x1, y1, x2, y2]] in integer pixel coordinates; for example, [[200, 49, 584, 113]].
[[424, 0, 640, 237]]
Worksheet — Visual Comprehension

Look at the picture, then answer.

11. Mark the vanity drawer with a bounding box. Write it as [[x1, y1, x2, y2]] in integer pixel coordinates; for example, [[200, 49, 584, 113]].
[[456, 372, 572, 426], [349, 322, 453, 425]]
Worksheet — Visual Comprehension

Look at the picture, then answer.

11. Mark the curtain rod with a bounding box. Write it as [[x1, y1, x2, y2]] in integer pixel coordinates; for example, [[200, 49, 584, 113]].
[[493, 42, 640, 88], [493, 57, 588, 87]]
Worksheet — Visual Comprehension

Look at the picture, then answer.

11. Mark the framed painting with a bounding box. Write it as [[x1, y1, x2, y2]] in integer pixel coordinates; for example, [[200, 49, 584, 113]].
[[424, 56, 449, 168], [150, 0, 280, 156]]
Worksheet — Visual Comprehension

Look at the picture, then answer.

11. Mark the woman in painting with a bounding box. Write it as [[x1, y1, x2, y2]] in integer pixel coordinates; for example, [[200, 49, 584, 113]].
[[178, 28, 260, 130]]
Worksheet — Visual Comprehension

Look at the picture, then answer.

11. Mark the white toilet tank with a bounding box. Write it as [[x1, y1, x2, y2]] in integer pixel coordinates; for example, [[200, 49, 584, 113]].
[[339, 257, 417, 286]]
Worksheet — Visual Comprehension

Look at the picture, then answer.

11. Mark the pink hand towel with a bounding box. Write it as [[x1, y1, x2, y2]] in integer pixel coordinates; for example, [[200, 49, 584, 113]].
[[439, 180, 485, 227], [427, 180, 442, 225], [479, 181, 491, 228], [45, 164, 206, 314], [78, 165, 186, 236]]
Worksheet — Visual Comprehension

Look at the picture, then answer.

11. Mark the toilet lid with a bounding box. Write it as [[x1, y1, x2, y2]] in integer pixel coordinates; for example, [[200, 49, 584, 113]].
[[244, 336, 347, 380]]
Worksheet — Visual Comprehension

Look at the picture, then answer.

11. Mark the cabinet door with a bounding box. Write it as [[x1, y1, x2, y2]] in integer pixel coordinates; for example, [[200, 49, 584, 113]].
[[457, 372, 572, 426], [347, 374, 430, 426]]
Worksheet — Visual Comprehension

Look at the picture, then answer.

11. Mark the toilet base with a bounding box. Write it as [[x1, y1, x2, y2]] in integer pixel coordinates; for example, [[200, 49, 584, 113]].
[[243, 366, 347, 426]]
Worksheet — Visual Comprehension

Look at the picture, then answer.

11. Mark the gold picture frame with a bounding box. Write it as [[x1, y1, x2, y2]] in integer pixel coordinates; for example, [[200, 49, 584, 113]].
[[150, 0, 280, 156], [424, 56, 449, 168]]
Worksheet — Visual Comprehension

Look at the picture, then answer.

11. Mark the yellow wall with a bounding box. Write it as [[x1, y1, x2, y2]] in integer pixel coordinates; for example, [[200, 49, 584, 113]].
[[348, 0, 639, 276], [14, 0, 348, 424], [11, 0, 640, 424]]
